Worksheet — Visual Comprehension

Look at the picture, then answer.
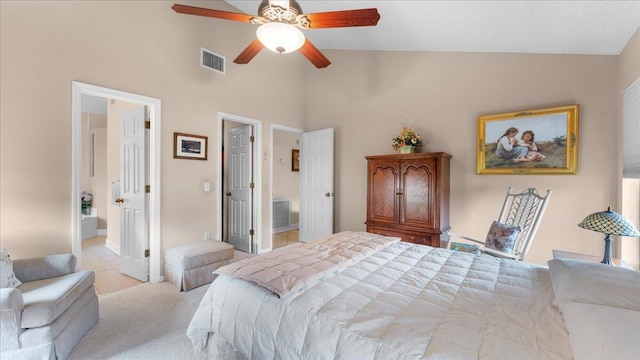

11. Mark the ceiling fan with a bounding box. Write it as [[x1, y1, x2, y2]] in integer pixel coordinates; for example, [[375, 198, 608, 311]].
[[172, 0, 380, 68]]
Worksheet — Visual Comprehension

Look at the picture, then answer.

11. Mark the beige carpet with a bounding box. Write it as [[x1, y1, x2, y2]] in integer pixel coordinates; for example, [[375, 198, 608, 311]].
[[69, 281, 208, 360], [69, 250, 255, 359]]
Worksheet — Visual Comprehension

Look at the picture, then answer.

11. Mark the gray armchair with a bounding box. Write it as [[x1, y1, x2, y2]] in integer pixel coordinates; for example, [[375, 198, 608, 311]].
[[0, 254, 98, 360]]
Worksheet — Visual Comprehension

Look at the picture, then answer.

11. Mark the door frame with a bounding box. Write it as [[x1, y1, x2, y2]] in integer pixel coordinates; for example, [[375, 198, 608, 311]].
[[217, 112, 262, 253], [71, 81, 162, 283], [269, 124, 304, 251]]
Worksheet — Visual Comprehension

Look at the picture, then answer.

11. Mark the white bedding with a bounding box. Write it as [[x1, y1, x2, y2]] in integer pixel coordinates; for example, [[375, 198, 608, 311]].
[[187, 232, 574, 359], [547, 259, 640, 360], [214, 231, 400, 298]]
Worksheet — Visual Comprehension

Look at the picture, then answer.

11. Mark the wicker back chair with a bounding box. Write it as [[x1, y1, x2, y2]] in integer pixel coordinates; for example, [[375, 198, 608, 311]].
[[448, 187, 552, 261]]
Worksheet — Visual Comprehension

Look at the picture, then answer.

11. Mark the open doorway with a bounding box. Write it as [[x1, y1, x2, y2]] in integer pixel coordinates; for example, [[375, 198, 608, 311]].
[[217, 113, 262, 254], [78, 95, 147, 294], [71, 82, 162, 287], [270, 124, 304, 250]]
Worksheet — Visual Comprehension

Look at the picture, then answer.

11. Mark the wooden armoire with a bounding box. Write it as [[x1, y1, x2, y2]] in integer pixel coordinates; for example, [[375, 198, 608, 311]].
[[365, 152, 451, 247]]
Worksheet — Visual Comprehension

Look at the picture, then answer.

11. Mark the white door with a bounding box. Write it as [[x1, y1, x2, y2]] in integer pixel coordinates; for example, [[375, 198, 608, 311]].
[[119, 106, 148, 282], [228, 125, 253, 253], [299, 128, 334, 242]]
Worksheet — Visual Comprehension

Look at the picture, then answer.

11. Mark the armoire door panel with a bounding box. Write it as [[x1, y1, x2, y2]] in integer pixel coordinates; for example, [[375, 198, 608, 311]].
[[367, 162, 398, 224], [400, 159, 435, 228]]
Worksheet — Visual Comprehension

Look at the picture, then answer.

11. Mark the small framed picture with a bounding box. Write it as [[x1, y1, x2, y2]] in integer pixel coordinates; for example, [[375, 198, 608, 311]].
[[477, 104, 579, 175], [291, 149, 300, 172], [174, 132, 208, 160]]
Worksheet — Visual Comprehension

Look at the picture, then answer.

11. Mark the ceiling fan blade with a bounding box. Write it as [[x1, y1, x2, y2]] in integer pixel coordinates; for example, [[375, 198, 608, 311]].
[[172, 4, 254, 22], [233, 39, 265, 65], [305, 8, 380, 29], [298, 39, 331, 69]]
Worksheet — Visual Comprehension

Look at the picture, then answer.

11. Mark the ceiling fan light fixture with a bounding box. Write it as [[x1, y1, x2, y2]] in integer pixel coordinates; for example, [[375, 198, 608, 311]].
[[256, 22, 305, 54]]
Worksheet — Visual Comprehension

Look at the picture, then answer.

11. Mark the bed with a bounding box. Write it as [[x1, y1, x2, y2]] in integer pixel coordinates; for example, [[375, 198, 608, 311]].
[[187, 231, 640, 359]]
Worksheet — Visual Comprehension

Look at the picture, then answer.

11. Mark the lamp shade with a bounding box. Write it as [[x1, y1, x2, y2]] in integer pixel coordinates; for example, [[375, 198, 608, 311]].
[[256, 23, 305, 54], [578, 207, 640, 236]]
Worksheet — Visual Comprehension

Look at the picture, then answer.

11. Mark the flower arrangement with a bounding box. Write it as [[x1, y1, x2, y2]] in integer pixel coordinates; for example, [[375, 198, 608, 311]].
[[81, 191, 93, 215], [81, 191, 93, 203], [391, 124, 423, 150]]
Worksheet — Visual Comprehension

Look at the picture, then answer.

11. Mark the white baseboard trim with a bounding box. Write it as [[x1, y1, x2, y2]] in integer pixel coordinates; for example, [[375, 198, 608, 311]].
[[105, 238, 120, 256], [273, 223, 299, 234], [97, 229, 107, 236], [259, 247, 272, 254]]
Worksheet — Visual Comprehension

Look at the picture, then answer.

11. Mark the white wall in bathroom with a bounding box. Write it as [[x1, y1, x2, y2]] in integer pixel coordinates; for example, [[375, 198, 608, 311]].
[[90, 127, 108, 229], [81, 113, 107, 228], [273, 131, 300, 225]]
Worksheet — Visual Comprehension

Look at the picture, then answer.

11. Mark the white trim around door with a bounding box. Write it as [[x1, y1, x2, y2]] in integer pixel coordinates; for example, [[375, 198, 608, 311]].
[[71, 81, 162, 283]]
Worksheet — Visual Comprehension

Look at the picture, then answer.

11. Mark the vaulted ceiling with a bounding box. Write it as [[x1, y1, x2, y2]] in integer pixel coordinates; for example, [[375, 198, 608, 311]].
[[225, 0, 640, 55]]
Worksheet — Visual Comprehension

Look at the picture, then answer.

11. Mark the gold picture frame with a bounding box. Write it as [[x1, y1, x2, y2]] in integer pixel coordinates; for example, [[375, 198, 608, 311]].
[[173, 132, 208, 160], [477, 104, 579, 175]]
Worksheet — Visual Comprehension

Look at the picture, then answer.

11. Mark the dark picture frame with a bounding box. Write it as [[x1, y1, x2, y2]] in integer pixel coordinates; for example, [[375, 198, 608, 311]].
[[174, 132, 208, 160], [291, 149, 300, 172], [477, 104, 579, 175]]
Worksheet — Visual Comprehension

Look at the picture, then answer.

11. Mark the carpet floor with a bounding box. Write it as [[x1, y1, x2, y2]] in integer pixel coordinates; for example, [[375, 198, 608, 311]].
[[68, 282, 208, 360]]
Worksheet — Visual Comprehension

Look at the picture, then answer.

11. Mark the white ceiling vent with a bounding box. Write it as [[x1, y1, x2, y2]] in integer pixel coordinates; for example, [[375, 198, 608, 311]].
[[201, 48, 225, 74]]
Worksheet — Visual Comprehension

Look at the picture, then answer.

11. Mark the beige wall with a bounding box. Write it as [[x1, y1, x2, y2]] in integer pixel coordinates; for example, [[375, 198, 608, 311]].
[[0, 1, 307, 258], [0, 1, 636, 268], [306, 51, 619, 265]]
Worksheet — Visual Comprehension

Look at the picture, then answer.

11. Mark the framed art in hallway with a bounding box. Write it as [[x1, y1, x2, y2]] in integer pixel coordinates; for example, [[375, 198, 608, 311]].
[[292, 149, 300, 172], [174, 132, 208, 160], [477, 104, 579, 175]]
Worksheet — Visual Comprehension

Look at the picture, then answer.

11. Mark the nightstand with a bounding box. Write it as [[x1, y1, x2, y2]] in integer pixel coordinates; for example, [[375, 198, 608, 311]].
[[552, 249, 634, 270]]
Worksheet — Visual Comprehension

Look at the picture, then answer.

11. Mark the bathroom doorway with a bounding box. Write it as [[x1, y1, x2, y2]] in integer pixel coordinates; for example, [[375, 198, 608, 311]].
[[71, 82, 162, 290], [78, 96, 146, 294], [270, 124, 303, 250]]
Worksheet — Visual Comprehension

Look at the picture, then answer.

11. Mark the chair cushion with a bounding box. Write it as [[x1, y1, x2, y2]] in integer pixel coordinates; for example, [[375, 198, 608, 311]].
[[485, 221, 521, 255], [18, 270, 95, 328], [0, 248, 22, 288], [165, 241, 234, 271]]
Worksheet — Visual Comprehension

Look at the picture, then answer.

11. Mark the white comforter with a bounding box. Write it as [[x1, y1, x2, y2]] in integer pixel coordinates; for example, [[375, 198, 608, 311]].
[[188, 235, 573, 359], [214, 231, 400, 298]]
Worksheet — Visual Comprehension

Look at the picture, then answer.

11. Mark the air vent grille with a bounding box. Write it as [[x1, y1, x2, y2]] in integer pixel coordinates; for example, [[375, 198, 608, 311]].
[[201, 48, 225, 74]]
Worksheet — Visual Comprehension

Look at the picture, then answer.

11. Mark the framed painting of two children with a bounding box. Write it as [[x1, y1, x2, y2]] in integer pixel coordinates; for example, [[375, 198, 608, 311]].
[[477, 104, 579, 175]]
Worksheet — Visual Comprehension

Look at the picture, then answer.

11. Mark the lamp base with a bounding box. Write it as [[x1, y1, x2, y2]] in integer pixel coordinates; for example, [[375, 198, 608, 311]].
[[601, 234, 615, 266]]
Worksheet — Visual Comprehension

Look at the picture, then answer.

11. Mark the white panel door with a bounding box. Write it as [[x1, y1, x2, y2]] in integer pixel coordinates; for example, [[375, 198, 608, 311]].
[[299, 128, 334, 242], [119, 106, 148, 282], [228, 125, 252, 253]]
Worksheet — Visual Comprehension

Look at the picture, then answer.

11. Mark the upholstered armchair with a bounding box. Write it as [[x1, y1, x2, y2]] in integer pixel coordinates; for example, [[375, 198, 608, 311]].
[[0, 254, 98, 360]]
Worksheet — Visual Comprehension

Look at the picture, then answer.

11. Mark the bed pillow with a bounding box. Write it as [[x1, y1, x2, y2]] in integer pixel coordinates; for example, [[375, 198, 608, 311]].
[[558, 301, 640, 360], [547, 259, 640, 311], [484, 221, 521, 254], [0, 248, 22, 288]]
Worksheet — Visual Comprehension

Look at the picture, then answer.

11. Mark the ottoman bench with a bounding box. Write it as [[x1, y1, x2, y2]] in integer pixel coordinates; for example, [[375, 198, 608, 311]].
[[164, 240, 234, 291]]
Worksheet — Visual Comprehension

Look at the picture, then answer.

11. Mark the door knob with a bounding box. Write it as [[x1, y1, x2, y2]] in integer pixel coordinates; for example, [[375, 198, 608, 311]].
[[325, 193, 333, 197], [115, 198, 124, 203], [225, 192, 231, 197]]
